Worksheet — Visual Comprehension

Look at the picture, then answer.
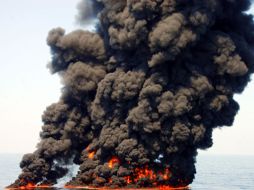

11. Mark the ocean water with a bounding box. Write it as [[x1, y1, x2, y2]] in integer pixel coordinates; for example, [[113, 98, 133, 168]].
[[1, 154, 253, 190]]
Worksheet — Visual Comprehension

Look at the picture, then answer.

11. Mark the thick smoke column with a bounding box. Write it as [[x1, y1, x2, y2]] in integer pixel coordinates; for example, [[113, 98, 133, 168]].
[[9, 0, 254, 188]]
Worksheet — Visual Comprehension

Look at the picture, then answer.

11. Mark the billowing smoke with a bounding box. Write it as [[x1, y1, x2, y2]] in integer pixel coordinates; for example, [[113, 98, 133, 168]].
[[9, 0, 254, 188], [76, 0, 102, 25]]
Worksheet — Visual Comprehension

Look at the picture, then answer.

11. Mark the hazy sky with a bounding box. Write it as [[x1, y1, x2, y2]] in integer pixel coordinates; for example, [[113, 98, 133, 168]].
[[0, 0, 253, 155]]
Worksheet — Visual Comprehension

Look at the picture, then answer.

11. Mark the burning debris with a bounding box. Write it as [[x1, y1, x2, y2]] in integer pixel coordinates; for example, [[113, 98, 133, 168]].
[[8, 0, 254, 189]]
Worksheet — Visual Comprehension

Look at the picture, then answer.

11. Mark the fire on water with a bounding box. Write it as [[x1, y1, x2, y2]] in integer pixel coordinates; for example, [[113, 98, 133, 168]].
[[6, 185, 189, 190], [5, 183, 52, 189], [6, 155, 189, 190]]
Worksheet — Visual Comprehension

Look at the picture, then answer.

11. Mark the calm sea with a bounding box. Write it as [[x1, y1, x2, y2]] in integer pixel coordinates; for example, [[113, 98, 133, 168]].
[[0, 154, 253, 189]]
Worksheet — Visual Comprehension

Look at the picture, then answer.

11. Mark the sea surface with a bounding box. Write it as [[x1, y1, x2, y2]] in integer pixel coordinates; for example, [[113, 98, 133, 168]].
[[0, 154, 253, 190]]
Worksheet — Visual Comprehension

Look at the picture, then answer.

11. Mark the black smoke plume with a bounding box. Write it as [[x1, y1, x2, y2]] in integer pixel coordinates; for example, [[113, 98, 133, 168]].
[[9, 0, 254, 188]]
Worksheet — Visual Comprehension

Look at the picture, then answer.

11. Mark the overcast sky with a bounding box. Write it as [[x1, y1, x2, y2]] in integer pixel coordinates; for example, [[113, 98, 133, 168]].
[[0, 0, 253, 155]]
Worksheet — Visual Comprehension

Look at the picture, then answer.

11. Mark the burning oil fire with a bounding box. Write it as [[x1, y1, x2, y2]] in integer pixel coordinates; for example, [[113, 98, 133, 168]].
[[7, 0, 254, 189], [88, 151, 95, 159], [6, 185, 189, 190], [108, 157, 120, 169], [5, 183, 52, 189], [63, 186, 189, 190], [6, 162, 188, 189], [124, 166, 171, 185]]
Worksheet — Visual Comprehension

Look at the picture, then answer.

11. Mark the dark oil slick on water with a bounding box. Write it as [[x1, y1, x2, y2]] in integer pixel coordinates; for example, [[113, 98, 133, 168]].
[[1, 154, 254, 190]]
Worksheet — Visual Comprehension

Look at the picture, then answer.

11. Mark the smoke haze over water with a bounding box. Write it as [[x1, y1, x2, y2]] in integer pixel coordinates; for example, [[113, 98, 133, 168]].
[[9, 0, 254, 188]]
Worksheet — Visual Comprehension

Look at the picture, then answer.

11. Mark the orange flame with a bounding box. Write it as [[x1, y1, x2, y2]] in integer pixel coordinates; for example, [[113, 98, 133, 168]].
[[124, 176, 131, 184], [85, 145, 96, 159], [162, 168, 170, 180], [6, 183, 52, 190], [88, 151, 95, 159], [7, 160, 186, 190], [67, 185, 165, 190], [120, 165, 172, 185], [134, 166, 157, 182], [108, 157, 120, 168], [6, 186, 189, 190], [159, 185, 189, 190], [63, 185, 189, 190], [64, 185, 100, 189]]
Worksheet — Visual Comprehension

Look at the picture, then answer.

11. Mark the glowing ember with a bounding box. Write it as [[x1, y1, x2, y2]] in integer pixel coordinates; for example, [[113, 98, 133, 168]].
[[108, 157, 120, 169]]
